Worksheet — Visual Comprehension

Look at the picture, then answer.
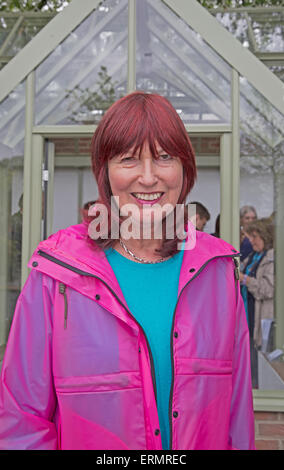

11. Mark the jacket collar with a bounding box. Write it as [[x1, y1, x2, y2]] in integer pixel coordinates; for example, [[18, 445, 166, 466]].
[[28, 220, 239, 322], [177, 221, 239, 296]]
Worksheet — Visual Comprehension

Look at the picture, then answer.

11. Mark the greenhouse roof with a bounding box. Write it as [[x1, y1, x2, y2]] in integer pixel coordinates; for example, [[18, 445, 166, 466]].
[[0, 0, 283, 140], [212, 5, 284, 82], [0, 12, 56, 70], [213, 6, 284, 54], [0, 4, 283, 71]]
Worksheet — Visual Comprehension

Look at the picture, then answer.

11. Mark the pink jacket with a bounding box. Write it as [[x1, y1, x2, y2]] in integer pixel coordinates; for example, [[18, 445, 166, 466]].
[[0, 221, 255, 450]]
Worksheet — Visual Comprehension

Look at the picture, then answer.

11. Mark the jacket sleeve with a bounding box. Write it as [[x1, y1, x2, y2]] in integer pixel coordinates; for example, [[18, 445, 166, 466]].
[[246, 261, 274, 301], [0, 270, 58, 450], [228, 279, 256, 450]]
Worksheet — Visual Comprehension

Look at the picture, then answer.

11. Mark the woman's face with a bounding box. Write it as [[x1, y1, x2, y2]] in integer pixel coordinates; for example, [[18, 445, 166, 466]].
[[248, 231, 265, 252], [241, 210, 256, 228], [107, 141, 183, 232]]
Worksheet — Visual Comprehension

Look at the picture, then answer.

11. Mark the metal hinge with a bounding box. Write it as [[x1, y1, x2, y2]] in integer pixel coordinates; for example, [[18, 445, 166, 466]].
[[42, 170, 49, 181], [233, 256, 240, 281]]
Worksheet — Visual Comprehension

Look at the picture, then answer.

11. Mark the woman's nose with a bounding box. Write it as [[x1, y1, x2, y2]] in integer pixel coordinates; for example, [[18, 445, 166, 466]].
[[138, 159, 158, 185]]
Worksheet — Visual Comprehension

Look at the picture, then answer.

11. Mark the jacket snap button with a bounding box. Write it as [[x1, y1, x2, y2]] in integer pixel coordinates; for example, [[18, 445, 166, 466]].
[[174, 331, 178, 338], [95, 294, 100, 300], [155, 429, 160, 436], [173, 411, 178, 418], [189, 268, 195, 273], [32, 261, 38, 267]]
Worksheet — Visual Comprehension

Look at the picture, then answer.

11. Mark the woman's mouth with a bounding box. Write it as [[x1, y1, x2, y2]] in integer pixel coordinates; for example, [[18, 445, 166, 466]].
[[131, 192, 164, 205]]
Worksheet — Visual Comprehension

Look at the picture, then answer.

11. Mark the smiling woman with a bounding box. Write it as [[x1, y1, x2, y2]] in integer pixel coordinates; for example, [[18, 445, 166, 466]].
[[91, 91, 196, 261], [106, 140, 184, 259], [0, 91, 255, 450]]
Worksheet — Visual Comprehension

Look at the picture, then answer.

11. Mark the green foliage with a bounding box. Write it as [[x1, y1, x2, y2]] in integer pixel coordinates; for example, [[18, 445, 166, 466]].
[[0, 0, 282, 12], [0, 0, 71, 12], [197, 0, 283, 8], [66, 66, 121, 124], [0, 0, 281, 12]]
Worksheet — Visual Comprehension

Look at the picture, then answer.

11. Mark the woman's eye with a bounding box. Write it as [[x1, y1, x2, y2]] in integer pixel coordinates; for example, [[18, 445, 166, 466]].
[[159, 154, 171, 160], [121, 156, 135, 162]]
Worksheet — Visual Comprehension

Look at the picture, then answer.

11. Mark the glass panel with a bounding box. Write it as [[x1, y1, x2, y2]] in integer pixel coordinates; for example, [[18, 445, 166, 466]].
[[214, 10, 284, 54], [239, 76, 284, 390], [269, 65, 284, 83], [48, 137, 98, 233], [240, 76, 283, 156], [0, 16, 18, 48], [0, 14, 54, 70], [4, 15, 54, 57], [187, 168, 220, 236], [215, 12, 251, 50], [186, 136, 220, 236], [35, 0, 128, 125], [190, 136, 220, 157], [47, 134, 220, 236], [250, 11, 284, 53], [0, 80, 25, 357], [136, 0, 231, 124]]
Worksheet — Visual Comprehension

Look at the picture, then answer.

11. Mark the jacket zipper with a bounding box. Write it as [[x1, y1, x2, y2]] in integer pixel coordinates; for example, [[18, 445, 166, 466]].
[[168, 253, 240, 450], [37, 249, 239, 449], [37, 250, 158, 404], [59, 283, 68, 329]]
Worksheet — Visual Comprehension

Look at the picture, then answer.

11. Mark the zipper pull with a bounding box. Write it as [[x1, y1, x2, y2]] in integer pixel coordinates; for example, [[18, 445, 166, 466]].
[[59, 283, 68, 329], [233, 256, 240, 281]]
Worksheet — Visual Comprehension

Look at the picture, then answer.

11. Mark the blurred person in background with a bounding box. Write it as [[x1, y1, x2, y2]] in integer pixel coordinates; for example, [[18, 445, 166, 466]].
[[239, 218, 274, 388], [7, 193, 23, 337], [211, 213, 220, 238], [240, 205, 257, 262], [80, 200, 97, 223], [189, 201, 210, 232]]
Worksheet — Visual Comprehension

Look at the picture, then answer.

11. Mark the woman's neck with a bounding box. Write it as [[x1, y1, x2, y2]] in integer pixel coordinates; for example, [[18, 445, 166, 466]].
[[113, 237, 166, 262]]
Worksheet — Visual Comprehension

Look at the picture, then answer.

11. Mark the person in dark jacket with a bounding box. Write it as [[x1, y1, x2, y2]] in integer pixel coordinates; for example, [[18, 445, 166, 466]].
[[240, 205, 257, 262], [239, 218, 274, 388]]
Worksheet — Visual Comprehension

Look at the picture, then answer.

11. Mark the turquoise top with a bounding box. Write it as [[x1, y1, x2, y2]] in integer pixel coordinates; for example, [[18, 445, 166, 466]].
[[241, 251, 264, 324], [104, 241, 185, 450]]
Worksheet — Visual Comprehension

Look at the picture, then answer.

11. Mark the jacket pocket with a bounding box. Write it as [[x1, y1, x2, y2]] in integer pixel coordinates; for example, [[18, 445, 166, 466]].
[[176, 357, 232, 375], [54, 371, 141, 394], [54, 372, 146, 450]]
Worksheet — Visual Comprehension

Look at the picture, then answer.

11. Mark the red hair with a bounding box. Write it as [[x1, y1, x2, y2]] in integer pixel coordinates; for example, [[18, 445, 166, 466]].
[[90, 91, 197, 256]]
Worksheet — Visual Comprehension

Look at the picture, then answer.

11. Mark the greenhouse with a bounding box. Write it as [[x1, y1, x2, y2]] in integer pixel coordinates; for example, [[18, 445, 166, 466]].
[[0, 0, 284, 449]]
